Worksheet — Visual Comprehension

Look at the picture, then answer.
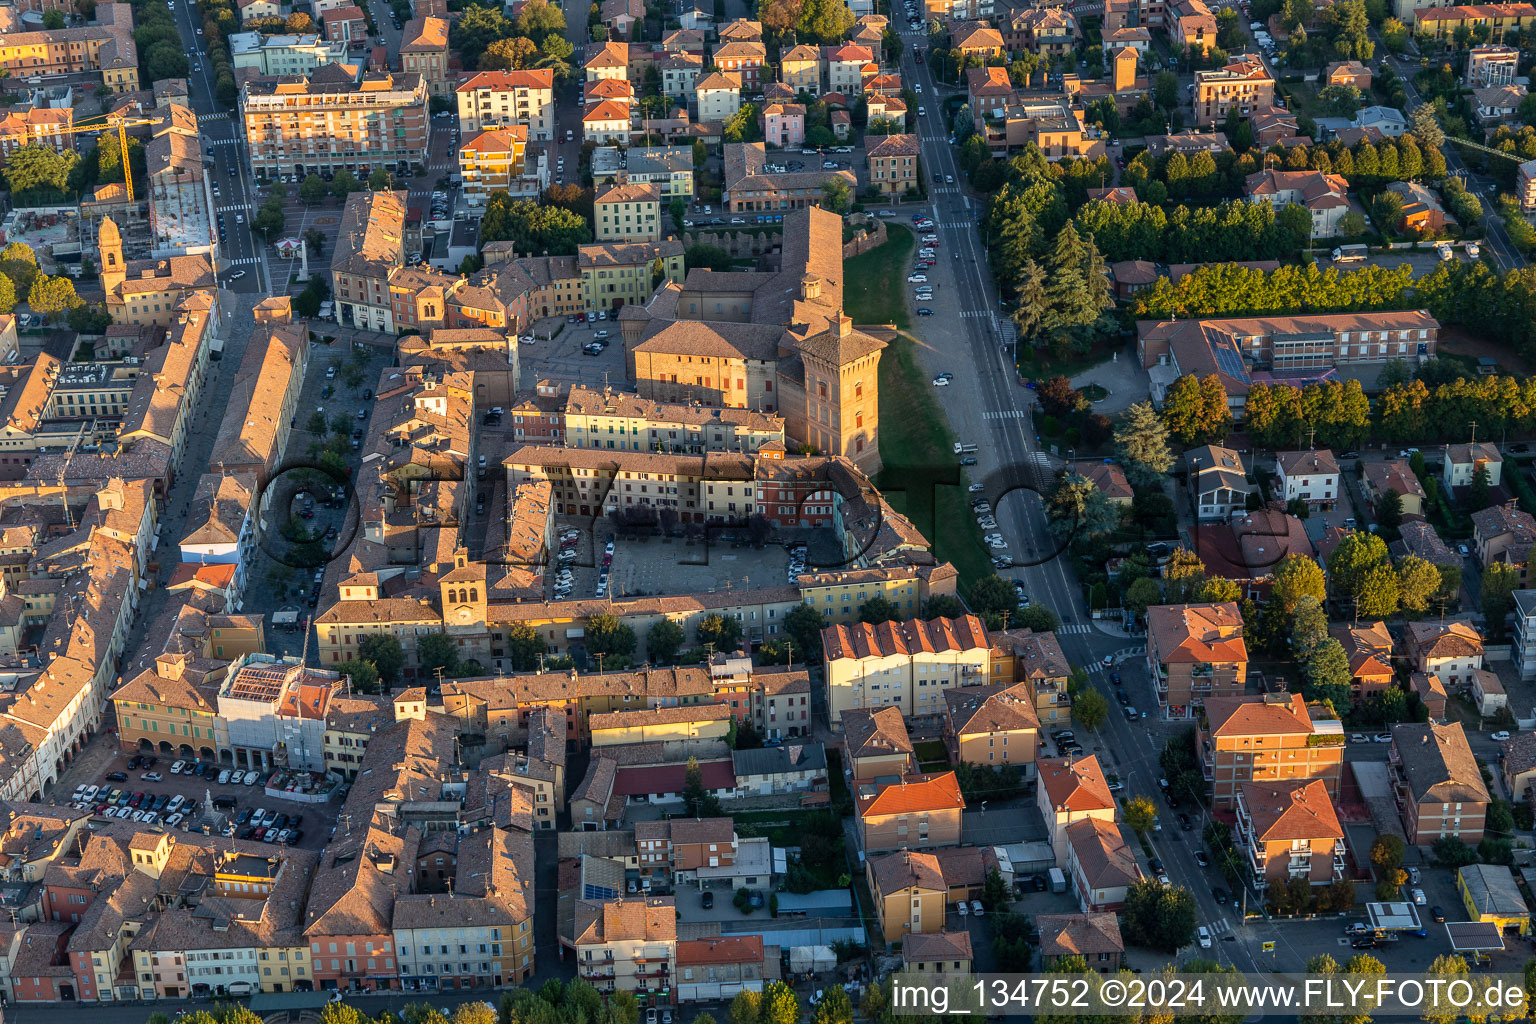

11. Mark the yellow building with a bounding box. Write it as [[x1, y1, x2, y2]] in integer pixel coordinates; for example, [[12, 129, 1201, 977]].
[[594, 181, 663, 242], [821, 614, 993, 729], [868, 849, 947, 942], [1418, 2, 1536, 38], [111, 665, 225, 760], [562, 383, 785, 454], [579, 240, 684, 313], [97, 217, 217, 328], [1458, 863, 1531, 936], [321, 693, 391, 779], [943, 682, 1039, 775], [589, 703, 734, 746], [460, 126, 529, 206], [0, 4, 140, 92]]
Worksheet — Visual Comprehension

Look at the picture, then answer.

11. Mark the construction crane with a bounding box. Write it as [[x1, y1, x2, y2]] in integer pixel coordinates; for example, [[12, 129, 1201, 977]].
[[52, 115, 165, 203]]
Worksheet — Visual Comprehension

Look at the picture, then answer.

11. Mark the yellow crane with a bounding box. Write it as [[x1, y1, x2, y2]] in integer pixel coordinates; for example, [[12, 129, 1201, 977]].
[[54, 115, 165, 203]]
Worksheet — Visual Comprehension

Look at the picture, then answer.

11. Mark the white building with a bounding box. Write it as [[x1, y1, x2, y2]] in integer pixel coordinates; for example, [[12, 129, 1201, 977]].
[[229, 32, 349, 76], [1276, 449, 1340, 506]]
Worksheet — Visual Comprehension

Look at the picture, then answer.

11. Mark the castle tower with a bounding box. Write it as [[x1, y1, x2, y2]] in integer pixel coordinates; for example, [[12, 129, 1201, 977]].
[[98, 216, 125, 296]]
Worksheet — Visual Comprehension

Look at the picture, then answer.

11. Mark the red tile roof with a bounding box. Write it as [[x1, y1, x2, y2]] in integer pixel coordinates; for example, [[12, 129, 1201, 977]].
[[856, 771, 965, 818]]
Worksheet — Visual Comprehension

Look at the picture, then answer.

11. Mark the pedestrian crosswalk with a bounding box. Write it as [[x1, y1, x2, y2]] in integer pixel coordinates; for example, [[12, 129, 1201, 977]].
[[931, 186, 962, 195], [197, 112, 229, 122], [205, 138, 239, 147], [959, 310, 990, 318], [225, 257, 262, 266], [922, 135, 946, 143], [1057, 623, 1092, 635], [216, 204, 252, 213], [1209, 918, 1234, 937], [981, 409, 1028, 420], [937, 221, 973, 229]]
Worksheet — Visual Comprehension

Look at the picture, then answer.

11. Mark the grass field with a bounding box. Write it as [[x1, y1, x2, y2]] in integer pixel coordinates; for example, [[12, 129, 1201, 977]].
[[876, 331, 995, 591], [845, 222, 915, 330]]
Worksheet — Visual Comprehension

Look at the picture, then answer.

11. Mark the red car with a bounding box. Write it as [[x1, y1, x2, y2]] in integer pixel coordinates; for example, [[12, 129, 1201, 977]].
[[915, 54, 923, 64]]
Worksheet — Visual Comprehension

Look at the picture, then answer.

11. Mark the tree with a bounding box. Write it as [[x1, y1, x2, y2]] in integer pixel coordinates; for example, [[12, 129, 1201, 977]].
[[1115, 401, 1174, 486], [1291, 595, 1331, 659], [1469, 464, 1492, 511], [358, 634, 406, 683], [3, 144, 75, 204], [417, 632, 459, 678], [760, 982, 800, 1024], [859, 595, 902, 624], [1125, 795, 1157, 834], [1423, 955, 1476, 1024], [1154, 69, 1180, 110], [820, 176, 850, 213], [1370, 834, 1405, 874], [1125, 576, 1162, 615], [1304, 637, 1354, 706], [923, 595, 967, 618], [330, 169, 361, 197], [696, 612, 743, 651], [1045, 473, 1119, 540], [1194, 576, 1243, 603], [26, 274, 80, 314], [505, 621, 546, 672], [981, 866, 1011, 911], [1377, 488, 1404, 535], [1355, 563, 1401, 619], [1272, 553, 1326, 613], [0, 273, 17, 315], [337, 659, 380, 692], [299, 173, 329, 204], [587, 613, 637, 662], [1410, 103, 1445, 151], [41, 9, 64, 28], [1396, 555, 1441, 613], [1483, 562, 1520, 640], [729, 990, 762, 1024], [483, 35, 539, 70], [368, 168, 392, 191], [1328, 531, 1390, 602], [454, 1002, 496, 1024], [1431, 836, 1478, 868], [811, 985, 852, 1024], [1075, 688, 1109, 731], [646, 619, 685, 663], [1121, 878, 1198, 952], [783, 603, 825, 663], [682, 755, 722, 817]]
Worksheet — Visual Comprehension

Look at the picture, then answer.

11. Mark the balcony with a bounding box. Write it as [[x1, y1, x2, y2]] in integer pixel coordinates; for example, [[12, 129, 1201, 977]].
[[1287, 857, 1312, 878]]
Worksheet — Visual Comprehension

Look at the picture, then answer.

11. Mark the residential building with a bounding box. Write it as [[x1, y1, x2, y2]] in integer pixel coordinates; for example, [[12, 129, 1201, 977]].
[[1234, 779, 1346, 892], [583, 100, 632, 144], [1362, 459, 1426, 517], [866, 133, 920, 198], [675, 937, 764, 1003], [0, 107, 74, 166], [1325, 60, 1373, 89], [779, 44, 821, 92], [1243, 169, 1351, 238], [854, 771, 965, 852], [1068, 460, 1133, 506], [1146, 602, 1247, 720], [1474, 83, 1526, 125], [712, 40, 766, 88], [583, 41, 629, 81], [973, 96, 1104, 160], [1037, 914, 1124, 969], [1169, 0, 1218, 49], [1330, 622, 1395, 699], [821, 614, 992, 728], [1193, 54, 1276, 125], [594, 182, 662, 242], [721, 141, 857, 211], [694, 71, 742, 124], [867, 849, 946, 941], [901, 932, 973, 974], [330, 190, 405, 334], [570, 897, 677, 1002], [458, 127, 531, 206], [840, 706, 914, 780], [1197, 693, 1345, 808], [948, 21, 1004, 57], [455, 70, 556, 139], [593, 145, 694, 197], [941, 683, 1039, 774], [659, 53, 703, 102], [97, 216, 216, 328], [1036, 756, 1116, 866], [320, 4, 368, 43], [759, 103, 805, 147], [1444, 441, 1502, 489], [1100, 25, 1152, 55], [1391, 520, 1461, 570], [1416, 3, 1536, 39], [579, 240, 684, 312], [1388, 721, 1490, 845], [240, 64, 429, 178], [397, 17, 450, 97], [1276, 449, 1340, 506], [1064, 818, 1139, 912], [1467, 44, 1519, 87], [987, 628, 1072, 728], [0, 4, 140, 92], [1186, 445, 1253, 520], [1500, 729, 1536, 800], [1411, 671, 1450, 721], [563, 385, 784, 453], [1516, 589, 1536, 681], [601, 0, 645, 38], [1404, 620, 1485, 689], [731, 742, 827, 799]]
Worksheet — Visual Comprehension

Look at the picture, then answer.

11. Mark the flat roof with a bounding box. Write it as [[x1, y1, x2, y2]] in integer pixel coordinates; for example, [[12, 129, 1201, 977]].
[[1446, 921, 1505, 951], [1365, 901, 1423, 931]]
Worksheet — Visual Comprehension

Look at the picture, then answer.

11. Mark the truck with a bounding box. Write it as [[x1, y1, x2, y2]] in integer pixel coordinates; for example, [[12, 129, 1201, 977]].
[[1332, 244, 1368, 263], [1048, 867, 1067, 893]]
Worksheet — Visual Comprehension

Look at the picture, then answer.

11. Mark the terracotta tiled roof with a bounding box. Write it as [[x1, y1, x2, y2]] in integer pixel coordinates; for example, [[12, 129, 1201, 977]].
[[1039, 756, 1114, 813], [869, 849, 944, 894], [1038, 912, 1124, 957], [1203, 693, 1315, 737], [822, 614, 989, 661], [1064, 818, 1139, 888], [1390, 721, 1489, 805], [1238, 778, 1343, 842], [1147, 602, 1247, 665], [902, 930, 973, 963], [856, 771, 965, 818], [841, 705, 913, 758]]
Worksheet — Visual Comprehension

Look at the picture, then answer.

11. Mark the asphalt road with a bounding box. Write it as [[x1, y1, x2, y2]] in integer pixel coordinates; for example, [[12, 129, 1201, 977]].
[[168, 3, 269, 295]]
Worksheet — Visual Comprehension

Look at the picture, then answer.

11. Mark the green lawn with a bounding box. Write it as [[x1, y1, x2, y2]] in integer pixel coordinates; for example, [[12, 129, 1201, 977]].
[[845, 223, 915, 330], [731, 810, 837, 845], [913, 740, 949, 763], [876, 332, 996, 592]]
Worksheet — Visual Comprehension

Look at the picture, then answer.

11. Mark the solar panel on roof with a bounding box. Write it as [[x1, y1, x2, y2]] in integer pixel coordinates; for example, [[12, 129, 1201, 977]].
[[583, 883, 618, 900], [1211, 337, 1249, 382]]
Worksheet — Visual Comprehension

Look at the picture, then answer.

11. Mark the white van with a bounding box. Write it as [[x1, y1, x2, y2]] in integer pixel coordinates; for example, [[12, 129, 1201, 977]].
[[954, 442, 979, 454]]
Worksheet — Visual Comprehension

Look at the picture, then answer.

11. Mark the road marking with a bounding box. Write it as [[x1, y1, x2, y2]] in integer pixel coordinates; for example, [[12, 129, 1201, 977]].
[[225, 257, 263, 266], [217, 204, 253, 213], [1056, 623, 1092, 635], [1211, 918, 1232, 936], [959, 310, 990, 318], [981, 409, 1028, 420], [197, 112, 230, 122]]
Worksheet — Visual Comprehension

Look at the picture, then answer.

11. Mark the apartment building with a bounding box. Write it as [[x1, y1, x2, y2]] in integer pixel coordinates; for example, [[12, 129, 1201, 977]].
[[1193, 54, 1275, 125], [1146, 602, 1247, 720], [1169, 0, 1218, 48], [821, 614, 992, 728], [594, 182, 662, 242], [721, 141, 857, 212], [987, 628, 1072, 728], [1234, 779, 1346, 893], [866, 133, 920, 198], [798, 563, 957, 627], [713, 39, 766, 88], [675, 937, 764, 1003], [240, 64, 429, 178], [1389, 722, 1490, 845], [902, 932, 973, 975], [1362, 459, 1426, 517], [973, 97, 1105, 160], [854, 771, 965, 852], [1036, 755, 1116, 866], [1473, 503, 1536, 583], [1186, 445, 1253, 520], [455, 70, 556, 139], [0, 107, 73, 165], [229, 32, 348, 76], [398, 17, 450, 98], [694, 71, 742, 124], [459, 127, 531, 206], [942, 682, 1039, 775], [1445, 441, 1502, 489], [760, 103, 805, 147], [949, 21, 1005, 56], [1276, 449, 1340, 506], [0, 4, 139, 92], [330, 190, 406, 334], [779, 44, 820, 91], [1417, 3, 1536, 38], [840, 705, 914, 780], [578, 240, 684, 312], [1518, 158, 1536, 211], [1064, 818, 1139, 913], [571, 897, 677, 1003], [823, 43, 872, 93], [563, 384, 785, 453], [593, 145, 695, 197], [583, 41, 629, 81], [1197, 694, 1345, 809], [1243, 169, 1351, 238], [1038, 914, 1124, 969], [867, 849, 947, 942]]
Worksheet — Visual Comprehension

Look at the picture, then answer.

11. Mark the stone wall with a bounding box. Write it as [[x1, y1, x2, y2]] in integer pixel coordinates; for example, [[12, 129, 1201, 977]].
[[842, 217, 888, 259], [683, 230, 783, 258]]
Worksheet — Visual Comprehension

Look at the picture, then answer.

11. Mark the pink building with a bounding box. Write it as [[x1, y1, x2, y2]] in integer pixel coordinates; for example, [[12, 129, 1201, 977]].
[[759, 102, 805, 147]]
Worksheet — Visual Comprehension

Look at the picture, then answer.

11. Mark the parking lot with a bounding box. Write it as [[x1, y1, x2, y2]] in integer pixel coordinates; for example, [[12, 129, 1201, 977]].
[[546, 519, 802, 601], [521, 316, 626, 387], [57, 753, 336, 855]]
